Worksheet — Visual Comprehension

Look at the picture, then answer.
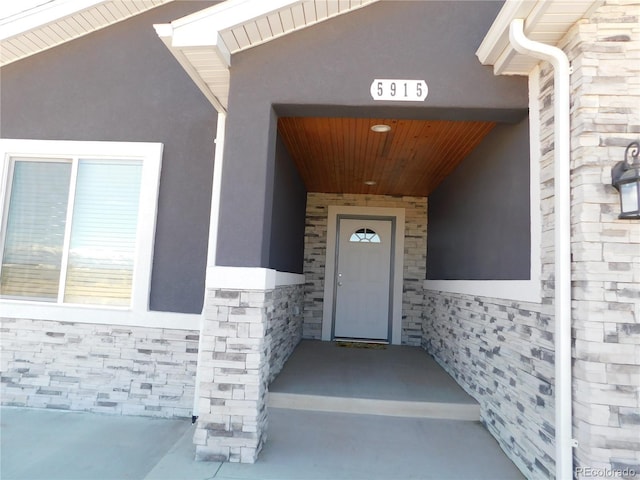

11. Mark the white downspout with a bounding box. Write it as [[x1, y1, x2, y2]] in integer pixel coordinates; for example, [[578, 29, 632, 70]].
[[509, 19, 573, 480], [192, 112, 227, 419]]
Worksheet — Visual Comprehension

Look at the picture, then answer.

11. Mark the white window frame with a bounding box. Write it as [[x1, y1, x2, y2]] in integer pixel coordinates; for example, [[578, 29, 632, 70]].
[[0, 139, 192, 329]]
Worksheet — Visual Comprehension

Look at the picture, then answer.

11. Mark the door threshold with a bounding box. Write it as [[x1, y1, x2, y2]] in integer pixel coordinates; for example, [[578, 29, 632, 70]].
[[334, 338, 390, 345]]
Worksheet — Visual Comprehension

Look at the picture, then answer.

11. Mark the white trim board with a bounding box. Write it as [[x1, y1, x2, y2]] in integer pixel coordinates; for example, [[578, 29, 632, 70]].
[[206, 266, 305, 290], [0, 302, 200, 330], [424, 66, 542, 304], [322, 205, 405, 345], [206, 113, 226, 267]]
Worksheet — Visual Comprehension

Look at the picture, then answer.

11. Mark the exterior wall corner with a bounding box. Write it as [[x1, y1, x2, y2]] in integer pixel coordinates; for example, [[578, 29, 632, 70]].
[[562, 0, 640, 474], [194, 276, 303, 463]]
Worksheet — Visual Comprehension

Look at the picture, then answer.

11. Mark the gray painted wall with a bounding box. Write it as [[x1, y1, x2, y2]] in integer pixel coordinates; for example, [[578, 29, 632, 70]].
[[0, 2, 219, 313], [426, 118, 531, 280], [269, 133, 307, 274], [217, 0, 528, 268]]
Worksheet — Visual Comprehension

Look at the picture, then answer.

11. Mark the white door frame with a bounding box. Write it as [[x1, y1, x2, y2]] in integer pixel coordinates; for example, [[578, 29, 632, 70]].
[[322, 205, 405, 345]]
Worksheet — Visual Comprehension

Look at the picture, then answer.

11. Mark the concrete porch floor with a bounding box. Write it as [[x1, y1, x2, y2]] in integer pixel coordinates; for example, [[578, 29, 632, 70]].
[[269, 340, 480, 420], [1, 340, 525, 479]]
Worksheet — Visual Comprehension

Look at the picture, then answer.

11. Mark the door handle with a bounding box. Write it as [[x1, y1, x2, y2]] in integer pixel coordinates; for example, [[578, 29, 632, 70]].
[[338, 282, 343, 287]]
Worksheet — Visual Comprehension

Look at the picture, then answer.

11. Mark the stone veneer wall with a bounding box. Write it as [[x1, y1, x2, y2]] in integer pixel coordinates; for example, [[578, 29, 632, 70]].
[[194, 283, 304, 463], [424, 2, 640, 479], [423, 295, 555, 479], [0, 318, 198, 418], [563, 1, 640, 475], [268, 284, 304, 384], [303, 193, 427, 345]]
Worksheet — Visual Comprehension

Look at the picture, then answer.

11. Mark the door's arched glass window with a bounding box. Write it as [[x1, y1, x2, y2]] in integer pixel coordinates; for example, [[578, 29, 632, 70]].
[[349, 228, 381, 243]]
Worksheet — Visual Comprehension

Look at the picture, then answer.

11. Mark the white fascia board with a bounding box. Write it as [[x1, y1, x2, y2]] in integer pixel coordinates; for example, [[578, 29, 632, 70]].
[[157, 22, 231, 66], [476, 0, 538, 67], [171, 0, 300, 31], [170, 17, 219, 48], [0, 0, 106, 40], [215, 32, 232, 66], [154, 25, 227, 113], [153, 23, 173, 39], [154, 0, 302, 108], [477, 0, 602, 74], [165, 0, 301, 60]]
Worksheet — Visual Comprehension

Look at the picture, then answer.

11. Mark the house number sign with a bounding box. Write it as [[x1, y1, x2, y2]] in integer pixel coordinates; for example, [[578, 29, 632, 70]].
[[370, 79, 428, 102]]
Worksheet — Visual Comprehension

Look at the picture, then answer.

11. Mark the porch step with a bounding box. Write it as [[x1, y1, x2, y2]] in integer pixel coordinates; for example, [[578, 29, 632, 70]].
[[267, 392, 480, 421]]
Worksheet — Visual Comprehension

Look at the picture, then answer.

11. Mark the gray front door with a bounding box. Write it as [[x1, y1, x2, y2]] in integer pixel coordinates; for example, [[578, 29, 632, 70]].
[[333, 217, 392, 341]]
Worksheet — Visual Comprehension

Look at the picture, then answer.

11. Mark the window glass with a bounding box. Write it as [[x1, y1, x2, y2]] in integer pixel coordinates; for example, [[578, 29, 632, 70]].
[[1, 156, 144, 306], [64, 160, 142, 305], [349, 228, 381, 243], [1, 160, 71, 301]]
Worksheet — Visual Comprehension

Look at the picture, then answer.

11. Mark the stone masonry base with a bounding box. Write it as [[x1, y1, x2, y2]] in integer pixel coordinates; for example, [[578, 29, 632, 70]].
[[194, 283, 303, 463], [423, 291, 555, 479], [0, 318, 198, 418]]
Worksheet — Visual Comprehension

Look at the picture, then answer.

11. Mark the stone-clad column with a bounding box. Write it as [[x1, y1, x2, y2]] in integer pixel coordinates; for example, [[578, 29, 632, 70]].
[[194, 288, 272, 463], [561, 1, 640, 474]]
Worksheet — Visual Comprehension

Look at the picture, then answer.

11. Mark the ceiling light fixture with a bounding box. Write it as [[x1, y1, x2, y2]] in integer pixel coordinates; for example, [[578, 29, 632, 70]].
[[370, 124, 391, 133]]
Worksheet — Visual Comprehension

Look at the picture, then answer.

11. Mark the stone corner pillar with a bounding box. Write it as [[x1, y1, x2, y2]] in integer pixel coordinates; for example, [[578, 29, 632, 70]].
[[193, 287, 273, 463]]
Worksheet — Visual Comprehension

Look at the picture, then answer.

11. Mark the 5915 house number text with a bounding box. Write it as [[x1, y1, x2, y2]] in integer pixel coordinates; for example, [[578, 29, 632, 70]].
[[370, 79, 428, 102]]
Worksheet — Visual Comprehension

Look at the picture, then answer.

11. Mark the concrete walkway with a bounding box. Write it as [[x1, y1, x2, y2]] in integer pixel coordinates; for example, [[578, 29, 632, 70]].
[[1, 341, 525, 479], [1, 406, 524, 480]]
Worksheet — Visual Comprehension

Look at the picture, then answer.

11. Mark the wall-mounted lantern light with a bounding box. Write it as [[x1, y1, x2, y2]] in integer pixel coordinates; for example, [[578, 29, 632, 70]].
[[611, 141, 640, 219]]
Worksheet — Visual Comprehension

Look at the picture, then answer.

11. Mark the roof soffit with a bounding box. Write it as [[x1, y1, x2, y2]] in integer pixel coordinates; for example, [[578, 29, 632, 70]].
[[0, 0, 174, 67], [476, 0, 602, 76]]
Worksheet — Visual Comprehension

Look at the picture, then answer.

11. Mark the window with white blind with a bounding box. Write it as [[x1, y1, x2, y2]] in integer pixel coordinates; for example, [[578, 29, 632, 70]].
[[0, 140, 162, 309]]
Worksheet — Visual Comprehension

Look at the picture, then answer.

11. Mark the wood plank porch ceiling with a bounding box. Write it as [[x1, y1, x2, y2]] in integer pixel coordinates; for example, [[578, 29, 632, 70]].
[[278, 117, 496, 197]]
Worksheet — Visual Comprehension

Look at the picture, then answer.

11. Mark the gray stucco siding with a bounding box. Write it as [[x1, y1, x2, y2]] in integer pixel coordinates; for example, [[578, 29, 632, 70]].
[[426, 117, 531, 280], [230, 1, 525, 111], [269, 133, 307, 274], [216, 0, 528, 268], [0, 2, 218, 314], [216, 106, 277, 268]]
